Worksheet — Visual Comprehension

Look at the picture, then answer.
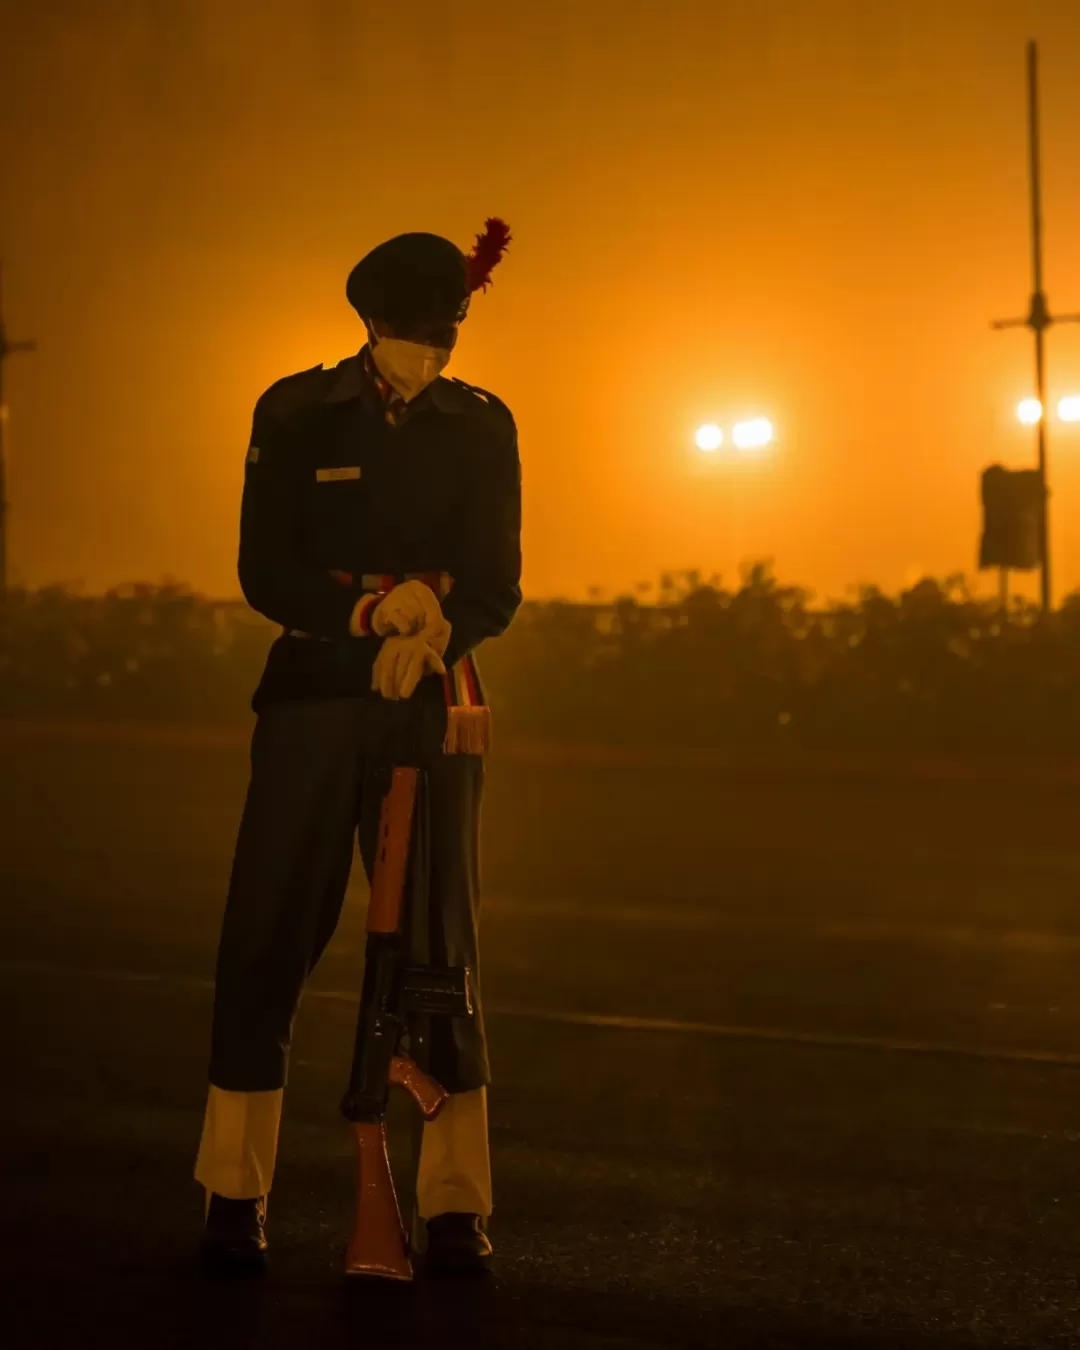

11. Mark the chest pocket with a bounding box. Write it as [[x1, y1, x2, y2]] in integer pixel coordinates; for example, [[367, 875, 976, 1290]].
[[307, 466, 365, 565], [396, 436, 468, 538]]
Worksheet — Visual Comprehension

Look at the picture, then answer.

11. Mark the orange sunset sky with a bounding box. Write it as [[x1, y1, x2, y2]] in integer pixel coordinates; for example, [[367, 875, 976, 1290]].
[[2, 0, 1080, 605]]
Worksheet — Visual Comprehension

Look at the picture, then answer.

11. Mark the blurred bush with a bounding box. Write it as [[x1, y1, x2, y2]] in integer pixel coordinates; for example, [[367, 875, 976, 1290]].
[[3, 567, 1080, 752]]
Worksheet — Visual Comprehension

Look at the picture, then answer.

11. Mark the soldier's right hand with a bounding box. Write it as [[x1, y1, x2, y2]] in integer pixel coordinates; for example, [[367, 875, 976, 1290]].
[[371, 580, 444, 639]]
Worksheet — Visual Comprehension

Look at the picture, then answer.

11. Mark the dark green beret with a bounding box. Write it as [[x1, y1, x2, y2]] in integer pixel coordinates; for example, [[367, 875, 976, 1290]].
[[346, 232, 471, 327]]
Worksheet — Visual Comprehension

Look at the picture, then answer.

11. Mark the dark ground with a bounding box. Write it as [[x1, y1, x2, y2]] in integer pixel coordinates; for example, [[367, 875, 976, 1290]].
[[3, 723, 1080, 1348]]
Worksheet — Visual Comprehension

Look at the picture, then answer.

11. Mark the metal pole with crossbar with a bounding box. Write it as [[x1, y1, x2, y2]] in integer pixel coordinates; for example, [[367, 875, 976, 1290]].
[[991, 42, 1080, 613], [0, 261, 38, 595]]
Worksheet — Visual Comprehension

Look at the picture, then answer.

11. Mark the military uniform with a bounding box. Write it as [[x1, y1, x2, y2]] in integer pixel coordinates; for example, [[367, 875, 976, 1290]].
[[239, 350, 521, 713], [195, 289, 521, 1261]]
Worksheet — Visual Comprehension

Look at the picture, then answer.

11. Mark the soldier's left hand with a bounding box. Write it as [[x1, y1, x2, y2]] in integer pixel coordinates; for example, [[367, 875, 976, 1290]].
[[372, 632, 447, 700], [371, 580, 444, 639]]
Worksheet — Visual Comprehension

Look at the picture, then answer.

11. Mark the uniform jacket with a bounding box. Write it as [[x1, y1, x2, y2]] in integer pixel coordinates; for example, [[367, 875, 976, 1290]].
[[239, 348, 522, 712]]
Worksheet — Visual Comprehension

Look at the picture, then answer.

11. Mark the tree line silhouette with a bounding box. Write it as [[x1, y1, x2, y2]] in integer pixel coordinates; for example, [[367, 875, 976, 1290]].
[[3, 566, 1080, 753]]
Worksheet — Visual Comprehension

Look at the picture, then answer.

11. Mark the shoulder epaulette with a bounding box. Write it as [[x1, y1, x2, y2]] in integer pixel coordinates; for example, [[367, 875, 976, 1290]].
[[448, 377, 515, 426], [256, 364, 332, 422]]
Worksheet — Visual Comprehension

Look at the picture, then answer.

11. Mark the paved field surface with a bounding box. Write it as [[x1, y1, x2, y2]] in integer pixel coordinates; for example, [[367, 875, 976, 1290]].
[[4, 724, 1080, 1348]]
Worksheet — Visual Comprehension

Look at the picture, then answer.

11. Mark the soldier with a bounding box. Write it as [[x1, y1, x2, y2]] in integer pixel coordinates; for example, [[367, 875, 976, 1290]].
[[194, 220, 520, 1276]]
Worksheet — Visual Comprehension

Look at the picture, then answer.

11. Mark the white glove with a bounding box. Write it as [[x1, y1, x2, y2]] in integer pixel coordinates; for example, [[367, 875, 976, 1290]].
[[415, 610, 451, 658], [371, 580, 444, 639], [371, 632, 447, 701]]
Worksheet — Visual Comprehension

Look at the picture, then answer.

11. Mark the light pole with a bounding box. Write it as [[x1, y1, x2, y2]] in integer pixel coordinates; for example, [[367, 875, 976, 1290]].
[[0, 261, 37, 595], [991, 42, 1080, 613]]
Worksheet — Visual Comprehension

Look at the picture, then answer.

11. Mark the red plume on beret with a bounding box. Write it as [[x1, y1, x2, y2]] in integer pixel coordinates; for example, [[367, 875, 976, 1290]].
[[466, 217, 512, 294]]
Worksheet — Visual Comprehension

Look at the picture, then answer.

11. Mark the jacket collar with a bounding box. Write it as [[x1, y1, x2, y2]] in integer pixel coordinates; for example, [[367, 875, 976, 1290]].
[[323, 348, 467, 415]]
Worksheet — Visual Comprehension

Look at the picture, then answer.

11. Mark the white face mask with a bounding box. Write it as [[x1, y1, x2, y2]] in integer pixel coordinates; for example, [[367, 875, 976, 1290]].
[[369, 333, 452, 403]]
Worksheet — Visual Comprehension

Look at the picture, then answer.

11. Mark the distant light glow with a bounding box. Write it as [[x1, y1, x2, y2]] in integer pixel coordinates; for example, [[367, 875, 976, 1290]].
[[732, 417, 775, 452], [1017, 398, 1043, 426], [1058, 395, 1080, 424], [695, 423, 724, 452]]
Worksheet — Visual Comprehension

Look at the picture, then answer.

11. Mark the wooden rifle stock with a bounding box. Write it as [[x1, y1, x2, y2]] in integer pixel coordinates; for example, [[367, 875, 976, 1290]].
[[345, 1121, 412, 1281]]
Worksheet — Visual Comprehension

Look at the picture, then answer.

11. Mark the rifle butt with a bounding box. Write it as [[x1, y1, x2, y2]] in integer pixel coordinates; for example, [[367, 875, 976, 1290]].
[[344, 1121, 413, 1282]]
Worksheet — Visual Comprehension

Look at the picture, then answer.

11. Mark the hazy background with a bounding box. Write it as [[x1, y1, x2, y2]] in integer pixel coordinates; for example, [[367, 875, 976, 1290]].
[[2, 0, 1079, 604]]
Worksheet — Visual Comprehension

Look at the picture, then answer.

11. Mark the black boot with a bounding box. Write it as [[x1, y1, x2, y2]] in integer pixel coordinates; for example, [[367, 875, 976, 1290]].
[[200, 1194, 269, 1276], [424, 1213, 493, 1276]]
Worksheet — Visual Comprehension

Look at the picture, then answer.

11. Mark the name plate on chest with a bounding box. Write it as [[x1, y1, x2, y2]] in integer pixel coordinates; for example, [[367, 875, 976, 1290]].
[[316, 466, 362, 482]]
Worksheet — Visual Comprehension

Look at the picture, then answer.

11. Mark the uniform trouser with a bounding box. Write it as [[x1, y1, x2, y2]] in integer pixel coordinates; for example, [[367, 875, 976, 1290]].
[[194, 697, 492, 1218]]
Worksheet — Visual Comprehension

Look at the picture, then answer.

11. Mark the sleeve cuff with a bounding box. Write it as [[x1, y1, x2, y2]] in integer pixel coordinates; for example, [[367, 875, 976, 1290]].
[[349, 592, 382, 637]]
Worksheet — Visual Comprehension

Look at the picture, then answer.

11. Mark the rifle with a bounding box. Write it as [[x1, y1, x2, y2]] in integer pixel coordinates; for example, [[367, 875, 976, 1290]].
[[339, 762, 474, 1281]]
